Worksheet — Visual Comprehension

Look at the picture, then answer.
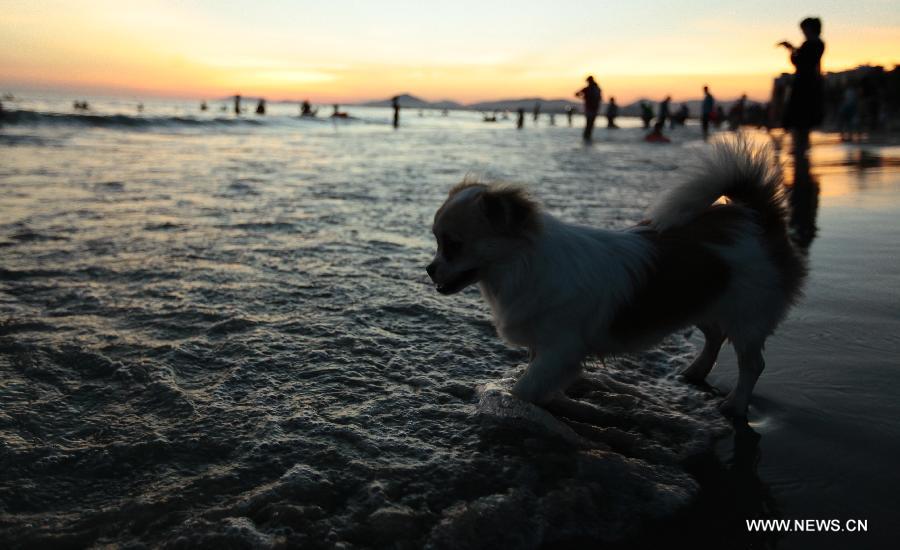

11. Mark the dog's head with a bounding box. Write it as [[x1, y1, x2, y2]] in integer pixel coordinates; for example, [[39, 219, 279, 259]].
[[426, 180, 540, 294]]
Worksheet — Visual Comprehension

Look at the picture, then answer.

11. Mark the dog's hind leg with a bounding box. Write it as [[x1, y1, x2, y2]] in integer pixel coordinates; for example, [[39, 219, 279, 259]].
[[720, 344, 765, 417], [679, 324, 725, 383]]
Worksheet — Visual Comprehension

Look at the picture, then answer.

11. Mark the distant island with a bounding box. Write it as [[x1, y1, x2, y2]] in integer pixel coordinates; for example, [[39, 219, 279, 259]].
[[357, 93, 581, 113], [355, 93, 756, 115]]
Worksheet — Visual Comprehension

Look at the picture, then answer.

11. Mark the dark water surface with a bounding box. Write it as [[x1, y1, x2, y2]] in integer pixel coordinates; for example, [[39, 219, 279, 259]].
[[1, 97, 897, 548]]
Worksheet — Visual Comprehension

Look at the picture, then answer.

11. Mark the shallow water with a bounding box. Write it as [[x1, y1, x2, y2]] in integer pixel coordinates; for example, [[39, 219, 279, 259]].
[[1, 96, 897, 548], [1, 98, 732, 548]]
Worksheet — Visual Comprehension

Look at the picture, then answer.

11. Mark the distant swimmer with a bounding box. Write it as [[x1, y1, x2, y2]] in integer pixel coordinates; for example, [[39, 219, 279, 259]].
[[300, 100, 317, 117], [606, 97, 619, 128], [137, 103, 144, 113], [644, 121, 671, 143], [234, 94, 242, 114], [255, 98, 266, 115], [200, 100, 208, 111], [575, 75, 601, 141], [331, 104, 349, 118]]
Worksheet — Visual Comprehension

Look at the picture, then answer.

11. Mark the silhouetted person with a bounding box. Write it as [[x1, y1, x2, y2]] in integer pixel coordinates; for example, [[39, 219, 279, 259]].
[[575, 75, 601, 141], [779, 17, 824, 151], [657, 96, 671, 127], [566, 106, 574, 126], [645, 121, 670, 143], [837, 86, 859, 142], [606, 97, 619, 128], [234, 95, 242, 115], [137, 103, 144, 113], [532, 102, 541, 123], [255, 99, 266, 115], [640, 101, 654, 129], [673, 103, 689, 127], [516, 108, 525, 129], [200, 100, 208, 111], [392, 95, 400, 128], [549, 113, 556, 126], [300, 100, 315, 116], [701, 86, 715, 139], [729, 94, 747, 130]]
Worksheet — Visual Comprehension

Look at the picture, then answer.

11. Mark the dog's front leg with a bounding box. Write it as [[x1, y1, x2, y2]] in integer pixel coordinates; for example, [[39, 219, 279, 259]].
[[512, 345, 583, 405]]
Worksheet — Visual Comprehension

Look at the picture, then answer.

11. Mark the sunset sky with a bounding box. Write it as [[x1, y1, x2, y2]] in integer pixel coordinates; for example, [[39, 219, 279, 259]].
[[2, 0, 898, 104]]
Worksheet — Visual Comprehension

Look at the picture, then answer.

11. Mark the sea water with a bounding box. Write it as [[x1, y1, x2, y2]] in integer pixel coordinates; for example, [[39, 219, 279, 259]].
[[1, 94, 897, 548]]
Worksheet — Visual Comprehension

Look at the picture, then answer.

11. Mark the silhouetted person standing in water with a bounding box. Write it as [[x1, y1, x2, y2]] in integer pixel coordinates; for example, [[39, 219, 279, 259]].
[[392, 96, 400, 128], [575, 75, 601, 141], [657, 96, 671, 127], [701, 86, 715, 139], [255, 98, 266, 115], [234, 95, 242, 115], [606, 97, 619, 128], [779, 17, 825, 153], [532, 102, 541, 123], [516, 108, 525, 129], [566, 106, 574, 126]]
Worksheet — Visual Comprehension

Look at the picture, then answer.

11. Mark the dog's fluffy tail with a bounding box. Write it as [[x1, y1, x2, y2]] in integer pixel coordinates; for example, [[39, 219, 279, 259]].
[[646, 139, 786, 232]]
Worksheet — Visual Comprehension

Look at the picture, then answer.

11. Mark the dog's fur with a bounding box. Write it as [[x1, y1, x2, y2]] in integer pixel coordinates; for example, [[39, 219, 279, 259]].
[[426, 140, 806, 417]]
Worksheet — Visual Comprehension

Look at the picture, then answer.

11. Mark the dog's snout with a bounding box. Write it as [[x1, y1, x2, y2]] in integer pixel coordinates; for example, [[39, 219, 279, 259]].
[[426, 262, 436, 279]]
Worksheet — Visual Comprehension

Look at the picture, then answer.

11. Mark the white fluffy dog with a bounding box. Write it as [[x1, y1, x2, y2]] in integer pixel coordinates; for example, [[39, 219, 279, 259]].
[[426, 141, 805, 417]]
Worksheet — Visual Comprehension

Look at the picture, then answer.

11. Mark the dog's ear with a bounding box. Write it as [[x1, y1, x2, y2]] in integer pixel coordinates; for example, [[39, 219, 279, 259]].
[[480, 186, 540, 236]]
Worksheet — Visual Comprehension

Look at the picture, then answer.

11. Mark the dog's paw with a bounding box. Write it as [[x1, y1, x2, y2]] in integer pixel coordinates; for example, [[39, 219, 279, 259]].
[[717, 395, 748, 418], [677, 366, 708, 385]]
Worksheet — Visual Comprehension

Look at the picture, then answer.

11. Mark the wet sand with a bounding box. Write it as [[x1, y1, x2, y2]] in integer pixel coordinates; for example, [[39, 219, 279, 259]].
[[703, 136, 900, 549]]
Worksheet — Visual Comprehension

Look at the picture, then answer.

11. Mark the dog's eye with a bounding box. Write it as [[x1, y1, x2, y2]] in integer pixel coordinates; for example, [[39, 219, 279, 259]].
[[442, 236, 463, 260]]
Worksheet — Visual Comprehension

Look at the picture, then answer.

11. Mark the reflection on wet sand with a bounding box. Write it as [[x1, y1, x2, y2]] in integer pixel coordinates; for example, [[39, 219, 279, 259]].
[[690, 131, 823, 548], [786, 133, 821, 251]]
